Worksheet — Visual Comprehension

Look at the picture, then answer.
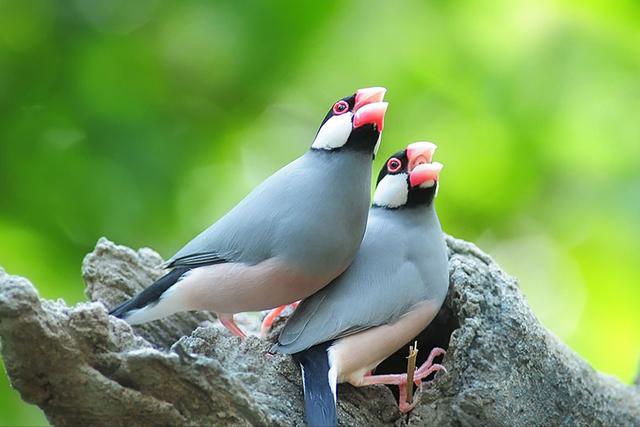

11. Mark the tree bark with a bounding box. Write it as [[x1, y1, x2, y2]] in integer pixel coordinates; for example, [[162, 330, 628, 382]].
[[0, 237, 638, 426]]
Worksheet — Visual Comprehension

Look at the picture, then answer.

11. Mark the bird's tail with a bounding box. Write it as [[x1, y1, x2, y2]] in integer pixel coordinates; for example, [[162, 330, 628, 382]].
[[109, 267, 190, 324], [293, 342, 337, 427]]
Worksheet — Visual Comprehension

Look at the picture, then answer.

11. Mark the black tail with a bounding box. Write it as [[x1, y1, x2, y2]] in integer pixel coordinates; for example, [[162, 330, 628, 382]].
[[109, 267, 190, 319], [293, 342, 337, 427]]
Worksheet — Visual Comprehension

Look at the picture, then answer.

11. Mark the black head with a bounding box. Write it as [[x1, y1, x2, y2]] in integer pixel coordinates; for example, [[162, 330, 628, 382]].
[[310, 87, 388, 156], [373, 142, 442, 209]]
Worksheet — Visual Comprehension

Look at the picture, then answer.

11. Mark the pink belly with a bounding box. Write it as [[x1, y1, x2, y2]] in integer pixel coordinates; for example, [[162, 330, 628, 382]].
[[170, 258, 335, 313]]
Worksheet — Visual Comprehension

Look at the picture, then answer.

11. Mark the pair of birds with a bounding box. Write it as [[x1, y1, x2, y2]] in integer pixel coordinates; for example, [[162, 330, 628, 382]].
[[110, 87, 448, 426]]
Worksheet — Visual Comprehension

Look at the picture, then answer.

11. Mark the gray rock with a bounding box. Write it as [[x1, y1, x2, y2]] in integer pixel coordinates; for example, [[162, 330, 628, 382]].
[[0, 237, 638, 426]]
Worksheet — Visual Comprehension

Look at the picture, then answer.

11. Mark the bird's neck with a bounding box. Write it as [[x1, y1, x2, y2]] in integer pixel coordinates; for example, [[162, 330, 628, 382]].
[[406, 201, 439, 223], [307, 146, 374, 160], [375, 200, 440, 228], [303, 148, 373, 177]]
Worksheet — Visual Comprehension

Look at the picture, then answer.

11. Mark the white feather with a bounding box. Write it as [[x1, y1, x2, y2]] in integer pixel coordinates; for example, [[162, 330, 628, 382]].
[[373, 133, 382, 156], [124, 271, 192, 325], [300, 364, 307, 397], [124, 302, 176, 325], [311, 113, 353, 150], [373, 173, 409, 208], [327, 346, 339, 403]]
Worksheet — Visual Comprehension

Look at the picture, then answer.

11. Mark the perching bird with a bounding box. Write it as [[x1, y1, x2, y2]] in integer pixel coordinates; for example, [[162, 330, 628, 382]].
[[273, 142, 447, 426], [109, 88, 388, 337]]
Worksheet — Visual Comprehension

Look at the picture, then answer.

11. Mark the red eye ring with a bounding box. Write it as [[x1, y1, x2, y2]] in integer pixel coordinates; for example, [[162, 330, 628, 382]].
[[332, 100, 349, 115], [387, 158, 402, 173]]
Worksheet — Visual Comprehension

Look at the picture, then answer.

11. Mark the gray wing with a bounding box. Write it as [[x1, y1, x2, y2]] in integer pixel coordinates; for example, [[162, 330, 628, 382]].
[[275, 210, 438, 355], [163, 252, 226, 269], [165, 150, 371, 275], [165, 158, 310, 268]]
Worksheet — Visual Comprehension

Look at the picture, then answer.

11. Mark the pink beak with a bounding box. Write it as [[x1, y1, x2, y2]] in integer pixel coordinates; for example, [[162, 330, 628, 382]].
[[353, 102, 388, 131], [409, 162, 443, 187], [406, 142, 442, 187], [406, 142, 437, 172], [354, 87, 387, 112]]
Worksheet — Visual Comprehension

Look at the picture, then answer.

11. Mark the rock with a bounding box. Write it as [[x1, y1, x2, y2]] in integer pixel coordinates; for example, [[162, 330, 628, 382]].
[[1, 237, 638, 426]]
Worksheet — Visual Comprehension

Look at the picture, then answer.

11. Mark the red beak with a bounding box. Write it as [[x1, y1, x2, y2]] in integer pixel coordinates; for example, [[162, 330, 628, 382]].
[[406, 142, 442, 187], [409, 162, 443, 187], [354, 87, 387, 112], [353, 102, 388, 131], [406, 142, 437, 172]]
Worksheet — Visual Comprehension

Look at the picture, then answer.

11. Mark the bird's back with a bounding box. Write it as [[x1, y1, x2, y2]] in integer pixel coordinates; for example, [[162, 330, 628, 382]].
[[276, 204, 448, 355], [169, 149, 373, 278]]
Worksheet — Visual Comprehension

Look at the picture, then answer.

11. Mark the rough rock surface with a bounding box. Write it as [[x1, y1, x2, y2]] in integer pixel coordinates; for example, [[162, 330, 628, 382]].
[[1, 237, 638, 426]]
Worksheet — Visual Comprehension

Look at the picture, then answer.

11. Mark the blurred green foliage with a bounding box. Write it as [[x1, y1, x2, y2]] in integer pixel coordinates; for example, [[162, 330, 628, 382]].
[[1, 0, 639, 425]]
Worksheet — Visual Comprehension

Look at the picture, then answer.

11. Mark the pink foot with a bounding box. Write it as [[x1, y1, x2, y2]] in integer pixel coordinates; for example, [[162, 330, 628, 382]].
[[260, 301, 300, 337], [359, 347, 446, 413], [219, 313, 247, 339], [359, 372, 418, 413], [412, 347, 446, 389], [398, 382, 419, 413]]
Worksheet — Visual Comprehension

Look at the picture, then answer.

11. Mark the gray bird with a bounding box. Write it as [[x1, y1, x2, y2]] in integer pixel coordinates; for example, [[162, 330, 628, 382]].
[[273, 142, 447, 426], [110, 88, 388, 337]]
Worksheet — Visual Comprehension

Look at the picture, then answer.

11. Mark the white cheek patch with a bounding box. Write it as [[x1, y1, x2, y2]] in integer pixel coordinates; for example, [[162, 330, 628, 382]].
[[311, 113, 353, 150], [373, 173, 409, 208]]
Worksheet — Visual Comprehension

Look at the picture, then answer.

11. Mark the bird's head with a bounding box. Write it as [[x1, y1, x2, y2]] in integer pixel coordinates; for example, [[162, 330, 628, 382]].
[[373, 142, 443, 209], [311, 87, 388, 156]]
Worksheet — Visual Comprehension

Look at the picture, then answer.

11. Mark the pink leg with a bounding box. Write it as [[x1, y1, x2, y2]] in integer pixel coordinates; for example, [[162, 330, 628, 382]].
[[359, 373, 407, 386], [358, 372, 418, 413], [260, 305, 287, 337], [358, 347, 446, 413], [218, 313, 247, 339], [260, 301, 300, 337]]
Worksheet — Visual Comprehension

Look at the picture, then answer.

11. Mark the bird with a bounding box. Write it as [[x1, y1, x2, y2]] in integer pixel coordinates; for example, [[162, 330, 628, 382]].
[[272, 142, 448, 426], [109, 87, 388, 338]]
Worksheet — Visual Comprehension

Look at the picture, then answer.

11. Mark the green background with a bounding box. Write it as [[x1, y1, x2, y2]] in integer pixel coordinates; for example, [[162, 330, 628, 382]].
[[1, 0, 639, 425]]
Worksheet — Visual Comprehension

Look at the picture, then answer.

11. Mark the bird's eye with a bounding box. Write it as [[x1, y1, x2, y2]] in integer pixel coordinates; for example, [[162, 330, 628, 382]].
[[387, 158, 402, 173], [332, 100, 349, 115]]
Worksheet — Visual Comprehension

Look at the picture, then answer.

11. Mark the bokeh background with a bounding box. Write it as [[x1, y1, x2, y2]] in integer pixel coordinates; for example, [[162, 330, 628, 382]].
[[1, 0, 639, 424]]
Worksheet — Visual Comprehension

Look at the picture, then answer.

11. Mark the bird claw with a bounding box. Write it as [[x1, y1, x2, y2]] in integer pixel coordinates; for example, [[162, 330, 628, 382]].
[[218, 313, 247, 339], [357, 347, 446, 413], [416, 347, 446, 377], [260, 301, 300, 337], [398, 383, 420, 413], [412, 347, 447, 383]]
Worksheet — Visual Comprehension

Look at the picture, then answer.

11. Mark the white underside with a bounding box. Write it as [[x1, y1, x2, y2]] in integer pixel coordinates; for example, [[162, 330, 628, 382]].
[[123, 271, 192, 324], [326, 301, 440, 387], [123, 259, 322, 324], [125, 304, 174, 324]]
